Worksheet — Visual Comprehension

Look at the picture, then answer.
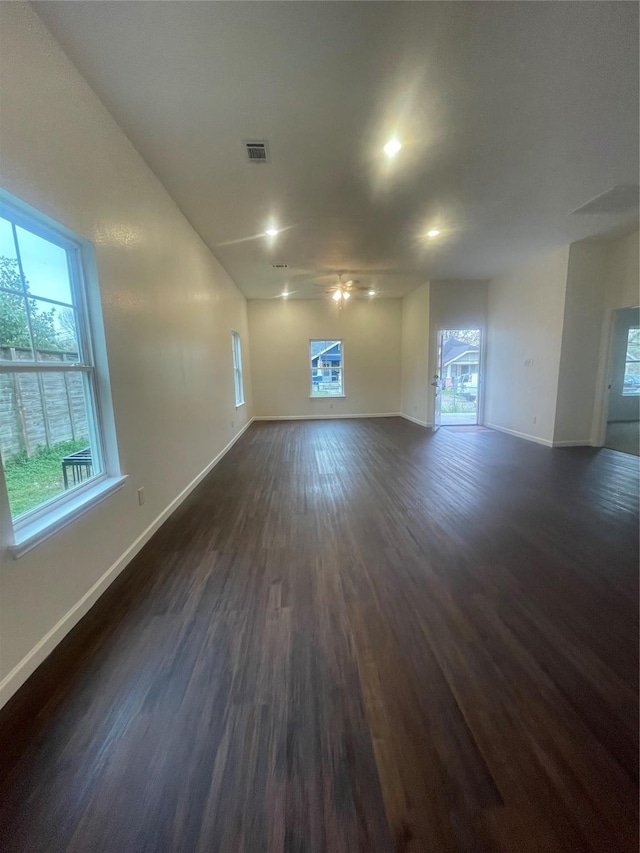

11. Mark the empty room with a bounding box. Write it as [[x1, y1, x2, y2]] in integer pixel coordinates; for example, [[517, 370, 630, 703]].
[[0, 2, 638, 851]]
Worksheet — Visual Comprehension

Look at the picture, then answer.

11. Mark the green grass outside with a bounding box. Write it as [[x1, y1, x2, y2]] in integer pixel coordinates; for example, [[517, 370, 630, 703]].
[[441, 389, 477, 414], [4, 438, 90, 518]]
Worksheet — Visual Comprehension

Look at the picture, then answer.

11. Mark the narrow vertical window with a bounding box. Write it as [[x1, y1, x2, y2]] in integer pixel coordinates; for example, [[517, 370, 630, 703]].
[[623, 327, 640, 396], [232, 330, 244, 406]]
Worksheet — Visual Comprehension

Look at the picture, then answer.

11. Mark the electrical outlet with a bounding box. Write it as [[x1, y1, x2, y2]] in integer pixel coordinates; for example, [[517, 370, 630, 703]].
[[137, 487, 145, 506], [414, 405, 417, 413], [524, 358, 534, 367], [329, 403, 333, 409], [231, 420, 235, 429], [532, 416, 537, 424]]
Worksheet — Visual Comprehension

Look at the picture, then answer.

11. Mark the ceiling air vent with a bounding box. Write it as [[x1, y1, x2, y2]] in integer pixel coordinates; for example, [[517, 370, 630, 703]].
[[245, 141, 269, 163], [271, 263, 288, 269]]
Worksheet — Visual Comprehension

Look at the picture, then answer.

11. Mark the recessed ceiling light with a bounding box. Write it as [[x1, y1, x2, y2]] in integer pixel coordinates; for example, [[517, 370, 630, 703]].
[[281, 291, 289, 297], [368, 289, 376, 296], [427, 229, 440, 238], [384, 139, 402, 157], [265, 227, 279, 237]]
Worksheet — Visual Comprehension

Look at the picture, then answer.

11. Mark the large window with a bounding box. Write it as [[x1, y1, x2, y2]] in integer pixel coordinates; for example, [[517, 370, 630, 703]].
[[310, 339, 344, 396], [232, 330, 244, 406], [622, 327, 640, 396], [0, 195, 118, 548]]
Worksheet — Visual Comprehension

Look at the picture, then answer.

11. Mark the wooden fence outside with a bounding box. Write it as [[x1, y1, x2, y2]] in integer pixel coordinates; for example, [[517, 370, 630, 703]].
[[0, 347, 88, 459]]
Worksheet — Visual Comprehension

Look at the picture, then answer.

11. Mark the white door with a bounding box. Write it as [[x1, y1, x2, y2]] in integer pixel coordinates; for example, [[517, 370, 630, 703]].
[[432, 331, 444, 431]]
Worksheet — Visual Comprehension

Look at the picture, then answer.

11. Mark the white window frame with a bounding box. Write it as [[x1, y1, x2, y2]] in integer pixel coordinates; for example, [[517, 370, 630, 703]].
[[0, 191, 124, 556], [309, 339, 345, 398], [231, 330, 244, 407], [622, 326, 640, 397]]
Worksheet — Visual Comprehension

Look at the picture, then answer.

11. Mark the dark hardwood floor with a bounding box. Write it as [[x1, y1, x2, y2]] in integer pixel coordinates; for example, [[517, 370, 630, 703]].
[[0, 418, 638, 852]]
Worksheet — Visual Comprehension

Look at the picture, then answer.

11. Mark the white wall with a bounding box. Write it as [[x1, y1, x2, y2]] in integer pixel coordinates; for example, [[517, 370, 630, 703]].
[[0, 3, 252, 704], [400, 283, 430, 425], [603, 229, 640, 313], [248, 298, 402, 418], [485, 247, 569, 445], [553, 241, 609, 444], [481, 232, 638, 447]]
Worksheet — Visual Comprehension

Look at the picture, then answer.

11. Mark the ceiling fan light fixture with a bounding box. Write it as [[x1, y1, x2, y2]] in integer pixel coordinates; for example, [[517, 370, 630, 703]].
[[343, 291, 350, 300], [332, 290, 342, 301], [368, 289, 376, 296]]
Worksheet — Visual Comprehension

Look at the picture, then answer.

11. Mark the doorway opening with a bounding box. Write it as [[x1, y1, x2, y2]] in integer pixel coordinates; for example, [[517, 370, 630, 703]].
[[604, 307, 639, 456], [437, 329, 482, 427]]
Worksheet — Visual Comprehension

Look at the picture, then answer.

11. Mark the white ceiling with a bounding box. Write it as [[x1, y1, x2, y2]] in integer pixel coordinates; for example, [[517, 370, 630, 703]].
[[34, 1, 639, 300]]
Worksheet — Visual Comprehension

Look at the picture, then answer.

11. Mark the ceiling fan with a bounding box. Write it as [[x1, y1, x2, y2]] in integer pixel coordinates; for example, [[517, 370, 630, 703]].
[[314, 273, 371, 303]]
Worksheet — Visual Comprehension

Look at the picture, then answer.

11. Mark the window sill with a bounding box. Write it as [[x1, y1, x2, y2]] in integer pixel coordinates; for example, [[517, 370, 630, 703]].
[[9, 475, 128, 558], [309, 395, 346, 399], [235, 401, 246, 409]]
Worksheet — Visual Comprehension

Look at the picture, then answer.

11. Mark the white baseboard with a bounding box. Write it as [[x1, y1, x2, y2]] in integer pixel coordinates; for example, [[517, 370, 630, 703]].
[[484, 422, 553, 447], [552, 439, 593, 448], [0, 418, 255, 710], [399, 413, 433, 428], [253, 413, 401, 421]]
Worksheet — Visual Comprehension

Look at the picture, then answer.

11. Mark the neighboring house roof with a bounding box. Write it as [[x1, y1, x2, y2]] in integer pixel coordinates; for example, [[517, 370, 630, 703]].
[[442, 337, 479, 368], [311, 340, 341, 362]]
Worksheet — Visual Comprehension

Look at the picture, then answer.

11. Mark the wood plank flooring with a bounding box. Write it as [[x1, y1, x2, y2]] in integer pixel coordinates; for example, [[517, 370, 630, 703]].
[[0, 418, 638, 852]]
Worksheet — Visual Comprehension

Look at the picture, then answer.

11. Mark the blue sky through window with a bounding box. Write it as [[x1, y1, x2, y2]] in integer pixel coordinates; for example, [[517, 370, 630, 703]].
[[1, 215, 79, 357], [16, 225, 73, 305], [0, 216, 73, 306]]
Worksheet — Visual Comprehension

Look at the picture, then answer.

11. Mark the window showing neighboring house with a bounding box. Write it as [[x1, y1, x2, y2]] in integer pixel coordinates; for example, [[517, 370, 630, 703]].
[[0, 193, 120, 549], [232, 330, 244, 406], [623, 327, 640, 396], [310, 340, 343, 396]]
